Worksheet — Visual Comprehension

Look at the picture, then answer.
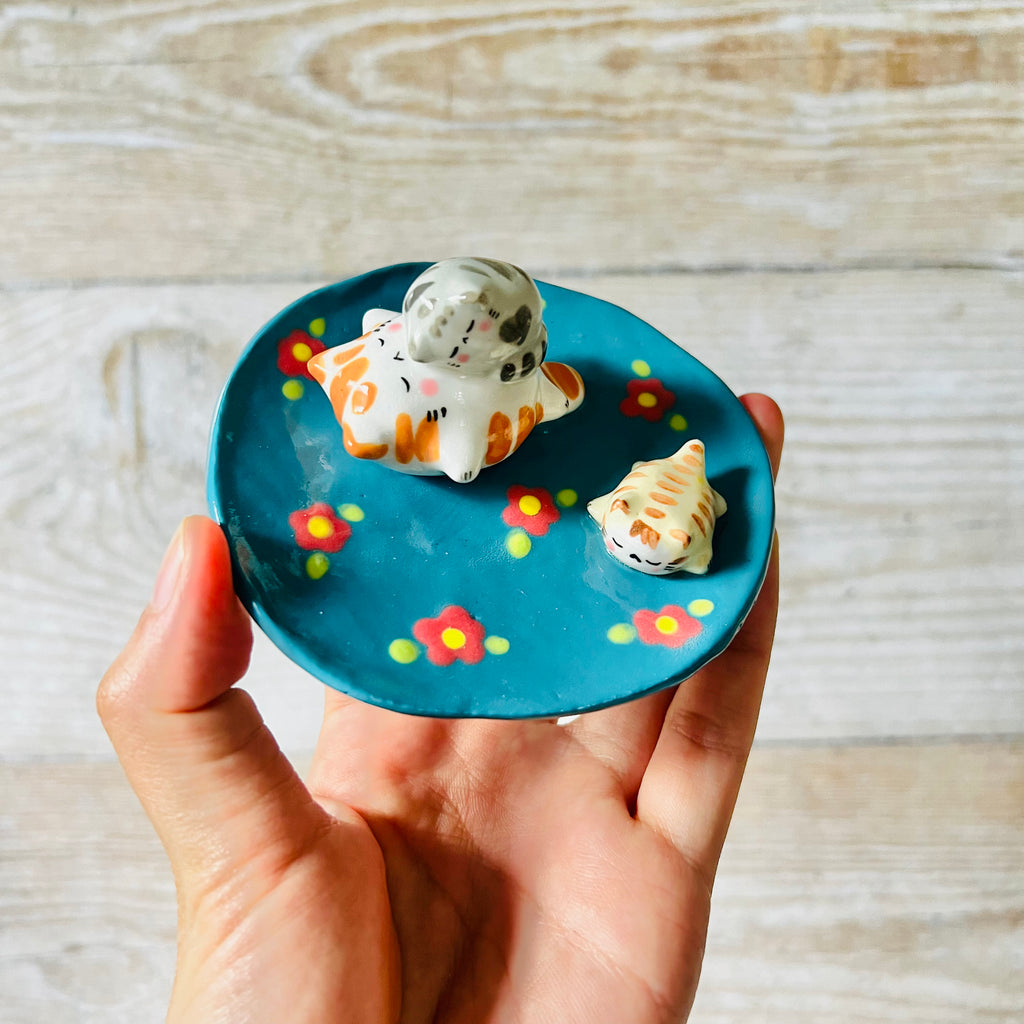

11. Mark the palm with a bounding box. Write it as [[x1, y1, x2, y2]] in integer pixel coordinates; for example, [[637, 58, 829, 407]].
[[304, 703, 713, 1023], [102, 395, 781, 1024]]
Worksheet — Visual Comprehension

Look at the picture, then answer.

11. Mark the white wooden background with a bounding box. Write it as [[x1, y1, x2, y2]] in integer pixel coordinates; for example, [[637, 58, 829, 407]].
[[2, 2, 1022, 1021]]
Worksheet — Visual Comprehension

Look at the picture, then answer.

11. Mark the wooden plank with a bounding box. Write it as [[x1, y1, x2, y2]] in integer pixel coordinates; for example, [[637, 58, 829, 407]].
[[1, 744, 1020, 1022], [1, 269, 1021, 759], [691, 742, 1024, 1023], [0, 763, 177, 1024], [1, 1, 1022, 284]]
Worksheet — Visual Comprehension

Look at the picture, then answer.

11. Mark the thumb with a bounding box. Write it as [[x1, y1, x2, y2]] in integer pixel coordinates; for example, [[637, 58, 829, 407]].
[[98, 516, 329, 890]]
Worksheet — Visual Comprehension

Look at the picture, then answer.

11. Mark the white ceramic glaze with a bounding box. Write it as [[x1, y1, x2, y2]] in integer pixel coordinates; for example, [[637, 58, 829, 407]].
[[308, 258, 584, 483], [588, 439, 727, 575]]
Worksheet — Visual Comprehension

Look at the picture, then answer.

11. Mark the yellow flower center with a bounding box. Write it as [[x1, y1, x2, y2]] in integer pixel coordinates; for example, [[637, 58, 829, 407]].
[[655, 615, 678, 635], [518, 495, 542, 516], [442, 627, 466, 650], [307, 515, 334, 539], [637, 392, 658, 409], [292, 341, 313, 362]]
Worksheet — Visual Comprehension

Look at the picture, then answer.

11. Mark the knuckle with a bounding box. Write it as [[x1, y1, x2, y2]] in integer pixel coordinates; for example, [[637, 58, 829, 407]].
[[95, 656, 137, 725], [666, 707, 749, 763]]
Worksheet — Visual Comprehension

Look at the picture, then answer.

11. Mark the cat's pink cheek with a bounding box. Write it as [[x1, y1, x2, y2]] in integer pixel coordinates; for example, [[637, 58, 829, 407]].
[[388, 321, 402, 331], [420, 378, 439, 397], [458, 354, 470, 363], [478, 320, 492, 332]]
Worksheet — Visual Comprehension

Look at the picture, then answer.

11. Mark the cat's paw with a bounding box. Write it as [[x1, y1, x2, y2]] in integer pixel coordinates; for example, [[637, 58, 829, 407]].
[[445, 462, 480, 484]]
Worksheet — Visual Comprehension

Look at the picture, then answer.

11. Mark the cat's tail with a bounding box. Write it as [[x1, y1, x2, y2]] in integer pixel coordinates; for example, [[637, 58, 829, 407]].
[[537, 361, 584, 422]]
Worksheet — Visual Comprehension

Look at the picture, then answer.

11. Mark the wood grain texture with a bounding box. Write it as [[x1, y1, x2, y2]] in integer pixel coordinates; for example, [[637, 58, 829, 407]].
[[2, 4, 1021, 1020], [0, 763, 176, 1024], [2, 745, 1020, 1023], [2, 1, 1022, 284], [690, 742, 1024, 1023], [1, 269, 1021, 759]]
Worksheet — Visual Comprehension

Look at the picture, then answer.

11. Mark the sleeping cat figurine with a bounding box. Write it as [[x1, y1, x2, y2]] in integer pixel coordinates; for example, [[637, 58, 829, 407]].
[[588, 439, 727, 575], [308, 257, 584, 483]]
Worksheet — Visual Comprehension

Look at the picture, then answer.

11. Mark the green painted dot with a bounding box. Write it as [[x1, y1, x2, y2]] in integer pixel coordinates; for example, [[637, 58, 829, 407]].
[[506, 530, 532, 559], [688, 599, 715, 618], [669, 413, 688, 432], [282, 379, 305, 401], [309, 318, 326, 338], [389, 639, 419, 664], [338, 503, 365, 522], [556, 488, 578, 508], [484, 635, 510, 656], [305, 552, 330, 579], [631, 359, 651, 377], [607, 623, 637, 645]]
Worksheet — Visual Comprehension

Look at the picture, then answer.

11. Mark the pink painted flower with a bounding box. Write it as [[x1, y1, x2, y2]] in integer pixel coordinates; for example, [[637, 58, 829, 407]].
[[289, 503, 352, 552], [633, 604, 702, 648], [277, 330, 327, 379], [501, 486, 559, 536], [413, 606, 487, 666], [620, 377, 676, 422]]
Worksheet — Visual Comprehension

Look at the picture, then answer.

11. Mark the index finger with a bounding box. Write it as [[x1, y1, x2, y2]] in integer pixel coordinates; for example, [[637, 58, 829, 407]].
[[635, 394, 783, 886]]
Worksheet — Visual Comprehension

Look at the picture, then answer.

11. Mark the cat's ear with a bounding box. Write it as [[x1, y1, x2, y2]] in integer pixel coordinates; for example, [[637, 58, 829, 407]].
[[610, 497, 630, 514], [362, 308, 400, 333]]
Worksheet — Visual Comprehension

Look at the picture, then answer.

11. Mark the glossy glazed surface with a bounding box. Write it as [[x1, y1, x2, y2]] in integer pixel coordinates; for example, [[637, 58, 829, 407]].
[[305, 256, 584, 483], [208, 263, 775, 717]]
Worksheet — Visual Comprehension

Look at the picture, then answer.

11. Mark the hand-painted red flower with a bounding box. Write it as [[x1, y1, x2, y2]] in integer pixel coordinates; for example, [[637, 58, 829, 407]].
[[413, 605, 486, 666], [289, 503, 352, 552], [501, 486, 559, 536], [633, 604, 701, 648], [277, 330, 327, 379], [620, 377, 676, 422]]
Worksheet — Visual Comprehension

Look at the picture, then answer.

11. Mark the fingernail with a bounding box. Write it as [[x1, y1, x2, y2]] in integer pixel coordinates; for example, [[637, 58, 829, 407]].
[[151, 523, 185, 612]]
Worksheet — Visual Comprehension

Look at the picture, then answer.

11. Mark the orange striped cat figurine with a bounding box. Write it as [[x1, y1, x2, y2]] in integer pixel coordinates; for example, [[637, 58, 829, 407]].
[[308, 258, 584, 483], [587, 440, 727, 575]]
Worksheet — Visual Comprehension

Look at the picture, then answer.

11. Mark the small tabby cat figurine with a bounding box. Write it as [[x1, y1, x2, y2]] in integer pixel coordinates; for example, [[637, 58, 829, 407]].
[[588, 440, 727, 575], [308, 258, 584, 483]]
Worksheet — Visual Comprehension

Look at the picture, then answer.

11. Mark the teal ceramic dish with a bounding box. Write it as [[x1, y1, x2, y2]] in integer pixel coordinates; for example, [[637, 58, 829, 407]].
[[207, 263, 775, 718]]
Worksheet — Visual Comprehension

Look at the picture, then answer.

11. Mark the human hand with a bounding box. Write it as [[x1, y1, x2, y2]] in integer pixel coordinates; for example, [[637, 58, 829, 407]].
[[98, 394, 783, 1024]]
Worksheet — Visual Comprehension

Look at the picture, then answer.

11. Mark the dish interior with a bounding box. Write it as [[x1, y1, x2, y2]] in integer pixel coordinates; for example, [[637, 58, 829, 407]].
[[208, 263, 775, 717]]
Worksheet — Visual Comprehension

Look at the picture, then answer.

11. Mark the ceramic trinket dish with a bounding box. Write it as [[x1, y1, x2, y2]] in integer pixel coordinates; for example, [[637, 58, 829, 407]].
[[587, 439, 727, 576], [307, 257, 584, 483], [207, 261, 775, 718]]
